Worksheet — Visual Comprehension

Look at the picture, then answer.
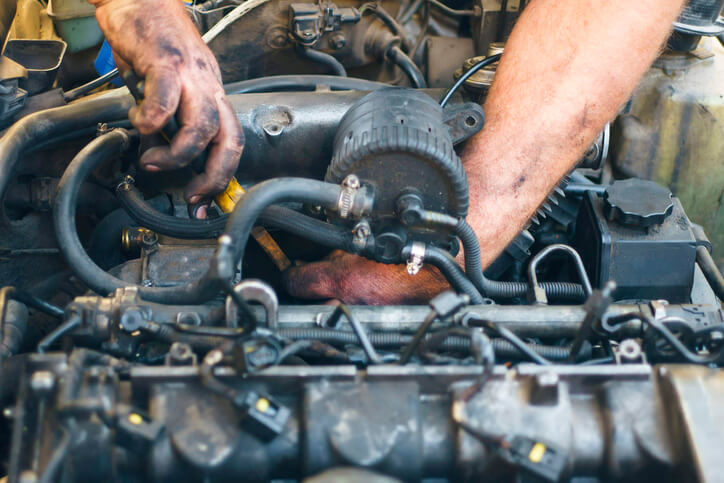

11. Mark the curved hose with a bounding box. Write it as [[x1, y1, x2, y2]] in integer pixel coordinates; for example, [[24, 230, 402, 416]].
[[418, 245, 484, 304], [116, 183, 355, 250], [455, 219, 585, 301], [0, 91, 134, 210], [224, 75, 389, 94], [387, 45, 427, 88], [223, 178, 343, 268], [55, 134, 346, 303], [298, 47, 347, 76], [277, 327, 580, 362], [54, 130, 222, 304]]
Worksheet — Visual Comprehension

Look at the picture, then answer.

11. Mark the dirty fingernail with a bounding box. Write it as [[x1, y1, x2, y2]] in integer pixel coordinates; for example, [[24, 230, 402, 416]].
[[194, 205, 208, 219]]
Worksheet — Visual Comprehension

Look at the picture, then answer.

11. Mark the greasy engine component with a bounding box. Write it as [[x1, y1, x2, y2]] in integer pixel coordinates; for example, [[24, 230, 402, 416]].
[[205, 0, 406, 83], [9, 355, 724, 482], [226, 87, 484, 183], [326, 88, 479, 261], [0, 1, 723, 481]]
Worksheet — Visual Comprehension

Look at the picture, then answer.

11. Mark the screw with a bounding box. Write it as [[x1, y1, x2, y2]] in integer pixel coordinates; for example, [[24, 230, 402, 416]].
[[353, 220, 371, 241], [330, 32, 346, 50], [342, 174, 360, 189]]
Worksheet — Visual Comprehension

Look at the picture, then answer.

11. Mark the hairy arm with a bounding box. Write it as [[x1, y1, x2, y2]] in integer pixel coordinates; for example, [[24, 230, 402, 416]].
[[286, 0, 686, 304], [463, 0, 685, 268]]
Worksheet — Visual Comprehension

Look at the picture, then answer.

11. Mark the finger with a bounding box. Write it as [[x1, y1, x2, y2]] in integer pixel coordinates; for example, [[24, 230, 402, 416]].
[[139, 88, 221, 172], [128, 66, 181, 135], [184, 95, 243, 204]]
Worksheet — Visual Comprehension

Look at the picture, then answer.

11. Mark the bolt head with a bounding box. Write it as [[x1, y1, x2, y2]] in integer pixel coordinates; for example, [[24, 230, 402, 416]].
[[342, 174, 360, 189]]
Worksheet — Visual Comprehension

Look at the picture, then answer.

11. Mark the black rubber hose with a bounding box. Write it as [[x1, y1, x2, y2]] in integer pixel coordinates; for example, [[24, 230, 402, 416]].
[[56, 134, 346, 304], [696, 246, 724, 300], [455, 219, 585, 301], [387, 45, 427, 88], [0, 296, 28, 358], [0, 91, 134, 208], [116, 183, 355, 250], [54, 130, 221, 304], [63, 68, 120, 102], [277, 328, 580, 362], [298, 47, 347, 77], [224, 75, 388, 94], [223, 178, 344, 268], [417, 245, 484, 304]]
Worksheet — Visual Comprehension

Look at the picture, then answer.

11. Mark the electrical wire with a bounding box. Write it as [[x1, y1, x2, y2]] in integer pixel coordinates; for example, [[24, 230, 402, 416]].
[[439, 53, 501, 107], [399, 310, 438, 364], [326, 304, 382, 364], [63, 69, 120, 102]]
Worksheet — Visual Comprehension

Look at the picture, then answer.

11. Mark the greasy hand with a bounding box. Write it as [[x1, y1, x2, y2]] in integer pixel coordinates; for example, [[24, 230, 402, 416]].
[[285, 250, 450, 305], [91, 0, 243, 212]]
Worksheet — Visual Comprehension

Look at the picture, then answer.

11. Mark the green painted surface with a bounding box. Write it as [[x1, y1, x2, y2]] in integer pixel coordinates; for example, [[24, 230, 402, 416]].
[[611, 38, 724, 266]]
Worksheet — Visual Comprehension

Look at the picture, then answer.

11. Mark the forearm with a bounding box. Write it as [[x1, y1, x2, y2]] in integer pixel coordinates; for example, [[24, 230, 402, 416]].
[[464, 0, 685, 267]]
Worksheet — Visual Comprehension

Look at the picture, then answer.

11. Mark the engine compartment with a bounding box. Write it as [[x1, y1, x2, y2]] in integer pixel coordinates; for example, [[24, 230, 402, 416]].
[[0, 0, 722, 481]]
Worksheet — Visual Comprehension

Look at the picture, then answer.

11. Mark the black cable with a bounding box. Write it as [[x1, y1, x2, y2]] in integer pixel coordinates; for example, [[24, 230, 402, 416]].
[[63, 68, 120, 102], [224, 75, 388, 94], [36, 314, 82, 353], [417, 245, 485, 304], [0, 91, 134, 209], [696, 246, 724, 301], [12, 291, 64, 318], [297, 46, 347, 77], [607, 312, 724, 365], [462, 313, 552, 365], [327, 304, 382, 364], [116, 182, 356, 250], [277, 327, 574, 361], [399, 310, 437, 364], [454, 219, 586, 301], [427, 0, 475, 17], [439, 54, 501, 107], [387, 45, 427, 88], [361, 3, 412, 52]]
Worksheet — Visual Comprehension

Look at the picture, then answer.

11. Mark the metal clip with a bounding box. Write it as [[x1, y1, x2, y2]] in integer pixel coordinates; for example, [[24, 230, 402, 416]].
[[406, 241, 426, 275]]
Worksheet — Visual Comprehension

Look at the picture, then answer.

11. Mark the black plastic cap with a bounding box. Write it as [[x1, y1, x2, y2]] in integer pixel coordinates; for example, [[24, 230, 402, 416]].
[[603, 179, 674, 228]]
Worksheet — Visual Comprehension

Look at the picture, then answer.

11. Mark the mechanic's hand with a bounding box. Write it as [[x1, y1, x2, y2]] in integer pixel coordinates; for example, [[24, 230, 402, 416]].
[[91, 0, 243, 214], [285, 250, 450, 305]]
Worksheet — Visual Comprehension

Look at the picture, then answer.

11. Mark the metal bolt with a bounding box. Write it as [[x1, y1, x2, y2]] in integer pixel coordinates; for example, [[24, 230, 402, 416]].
[[353, 220, 371, 241], [342, 174, 360, 189], [406, 242, 426, 276], [618, 339, 642, 362], [329, 32, 346, 50]]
